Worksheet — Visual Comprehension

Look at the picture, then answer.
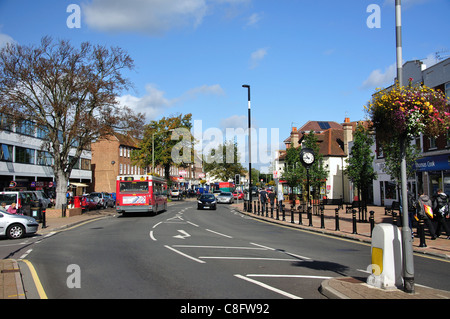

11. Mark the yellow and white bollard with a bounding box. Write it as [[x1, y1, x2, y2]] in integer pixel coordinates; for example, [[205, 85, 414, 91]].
[[367, 223, 403, 289]]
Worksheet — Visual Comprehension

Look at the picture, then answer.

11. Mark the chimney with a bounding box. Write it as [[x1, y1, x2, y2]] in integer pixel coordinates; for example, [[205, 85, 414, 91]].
[[343, 118, 352, 155], [291, 127, 299, 148]]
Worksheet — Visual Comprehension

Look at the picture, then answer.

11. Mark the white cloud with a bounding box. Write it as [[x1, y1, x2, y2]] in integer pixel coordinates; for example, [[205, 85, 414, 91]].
[[117, 83, 224, 120], [361, 63, 396, 89], [246, 12, 263, 27], [82, 0, 251, 35], [250, 47, 268, 69]]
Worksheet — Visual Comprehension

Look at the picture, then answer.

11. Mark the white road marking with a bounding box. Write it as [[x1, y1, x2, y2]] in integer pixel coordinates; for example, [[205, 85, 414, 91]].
[[172, 245, 267, 250], [246, 274, 332, 279], [234, 274, 302, 299], [199, 256, 298, 261], [205, 229, 232, 238], [149, 230, 157, 241], [173, 230, 191, 239], [164, 245, 205, 264]]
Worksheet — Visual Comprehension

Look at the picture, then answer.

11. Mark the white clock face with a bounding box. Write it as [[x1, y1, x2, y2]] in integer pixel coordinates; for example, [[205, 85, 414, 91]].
[[303, 152, 314, 164]]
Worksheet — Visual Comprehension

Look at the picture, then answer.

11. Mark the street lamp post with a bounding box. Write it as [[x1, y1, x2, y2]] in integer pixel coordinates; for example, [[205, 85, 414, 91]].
[[395, 0, 414, 293], [242, 84, 252, 211]]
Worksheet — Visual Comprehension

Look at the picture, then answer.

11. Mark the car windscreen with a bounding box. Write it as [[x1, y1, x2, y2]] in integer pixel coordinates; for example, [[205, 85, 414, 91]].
[[219, 192, 232, 196], [200, 194, 215, 200]]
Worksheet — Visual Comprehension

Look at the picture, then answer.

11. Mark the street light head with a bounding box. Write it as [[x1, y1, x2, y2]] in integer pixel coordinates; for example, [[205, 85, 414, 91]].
[[242, 84, 250, 88]]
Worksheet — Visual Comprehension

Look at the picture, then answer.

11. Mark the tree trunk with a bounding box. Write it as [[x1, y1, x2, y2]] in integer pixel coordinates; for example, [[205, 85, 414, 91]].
[[54, 169, 69, 209]]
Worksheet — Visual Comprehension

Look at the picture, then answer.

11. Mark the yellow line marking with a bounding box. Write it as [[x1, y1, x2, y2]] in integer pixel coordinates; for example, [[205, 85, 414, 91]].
[[22, 259, 48, 299]]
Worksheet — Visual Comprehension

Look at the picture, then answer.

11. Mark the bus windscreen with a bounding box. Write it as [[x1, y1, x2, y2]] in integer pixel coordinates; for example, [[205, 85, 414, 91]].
[[119, 181, 148, 193]]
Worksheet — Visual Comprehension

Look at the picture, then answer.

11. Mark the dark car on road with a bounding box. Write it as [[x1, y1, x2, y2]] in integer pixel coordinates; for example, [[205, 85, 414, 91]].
[[197, 194, 217, 210]]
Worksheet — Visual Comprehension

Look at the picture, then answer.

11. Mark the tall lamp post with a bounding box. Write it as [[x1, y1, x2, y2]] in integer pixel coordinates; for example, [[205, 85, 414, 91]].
[[242, 84, 252, 211], [395, 0, 414, 294]]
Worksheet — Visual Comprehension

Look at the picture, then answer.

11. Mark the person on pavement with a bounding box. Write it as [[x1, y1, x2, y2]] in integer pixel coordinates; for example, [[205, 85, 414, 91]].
[[416, 191, 437, 240], [433, 189, 450, 239]]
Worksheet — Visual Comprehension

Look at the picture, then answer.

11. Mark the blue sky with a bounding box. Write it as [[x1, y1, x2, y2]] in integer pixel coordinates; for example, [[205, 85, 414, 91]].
[[0, 0, 449, 172]]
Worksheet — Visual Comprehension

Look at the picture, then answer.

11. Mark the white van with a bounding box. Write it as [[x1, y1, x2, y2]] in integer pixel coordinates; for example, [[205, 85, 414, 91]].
[[0, 191, 40, 216]]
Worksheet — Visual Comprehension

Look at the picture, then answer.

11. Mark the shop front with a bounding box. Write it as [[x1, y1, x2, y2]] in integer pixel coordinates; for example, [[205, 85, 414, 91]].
[[414, 154, 450, 196]]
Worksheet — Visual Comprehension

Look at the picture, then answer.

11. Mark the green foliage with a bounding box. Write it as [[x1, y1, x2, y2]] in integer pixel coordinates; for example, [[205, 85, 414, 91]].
[[344, 124, 377, 201]]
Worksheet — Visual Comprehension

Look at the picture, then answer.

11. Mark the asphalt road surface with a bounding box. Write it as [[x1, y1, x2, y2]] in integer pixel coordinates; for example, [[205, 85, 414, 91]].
[[11, 200, 450, 301]]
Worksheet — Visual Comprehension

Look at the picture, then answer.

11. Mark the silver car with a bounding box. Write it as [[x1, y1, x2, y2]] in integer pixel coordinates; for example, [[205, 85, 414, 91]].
[[217, 192, 234, 204], [0, 211, 39, 239]]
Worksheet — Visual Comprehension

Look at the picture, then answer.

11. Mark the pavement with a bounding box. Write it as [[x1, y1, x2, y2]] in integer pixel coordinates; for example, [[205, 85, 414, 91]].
[[1, 199, 450, 299]]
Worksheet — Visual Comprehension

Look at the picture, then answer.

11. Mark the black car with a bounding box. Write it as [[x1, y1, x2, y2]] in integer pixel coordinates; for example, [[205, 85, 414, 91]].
[[197, 194, 217, 210]]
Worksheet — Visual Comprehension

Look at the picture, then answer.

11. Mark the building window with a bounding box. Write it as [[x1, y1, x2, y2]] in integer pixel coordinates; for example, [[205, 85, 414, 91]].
[[16, 119, 35, 137], [37, 151, 53, 166], [0, 143, 13, 162], [81, 158, 91, 170], [0, 114, 13, 131], [120, 146, 123, 157], [429, 136, 436, 149], [15, 146, 35, 164], [119, 164, 123, 174], [445, 82, 450, 100]]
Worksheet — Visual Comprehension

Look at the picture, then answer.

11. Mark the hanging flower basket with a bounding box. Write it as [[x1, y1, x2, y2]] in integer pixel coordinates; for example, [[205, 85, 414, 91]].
[[366, 79, 449, 144]]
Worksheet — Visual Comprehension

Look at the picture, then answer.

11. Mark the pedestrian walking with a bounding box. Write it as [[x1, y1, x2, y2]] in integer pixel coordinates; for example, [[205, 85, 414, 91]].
[[277, 187, 284, 212], [416, 191, 437, 240], [268, 189, 276, 209], [433, 189, 450, 239], [259, 187, 268, 214]]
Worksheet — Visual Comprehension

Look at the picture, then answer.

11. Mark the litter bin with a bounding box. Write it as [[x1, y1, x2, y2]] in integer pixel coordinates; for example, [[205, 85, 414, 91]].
[[31, 206, 41, 222]]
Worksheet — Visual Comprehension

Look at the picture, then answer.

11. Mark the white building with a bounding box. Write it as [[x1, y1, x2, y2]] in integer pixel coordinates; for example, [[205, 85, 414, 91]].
[[0, 115, 92, 196]]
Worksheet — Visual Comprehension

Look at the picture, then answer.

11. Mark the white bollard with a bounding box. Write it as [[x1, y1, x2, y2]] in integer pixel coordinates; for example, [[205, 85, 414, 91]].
[[367, 223, 403, 289]]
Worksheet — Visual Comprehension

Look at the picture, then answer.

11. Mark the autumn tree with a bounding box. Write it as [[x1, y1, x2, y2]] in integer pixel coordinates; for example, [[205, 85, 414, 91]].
[[132, 114, 194, 183], [202, 140, 247, 181], [0, 36, 143, 208]]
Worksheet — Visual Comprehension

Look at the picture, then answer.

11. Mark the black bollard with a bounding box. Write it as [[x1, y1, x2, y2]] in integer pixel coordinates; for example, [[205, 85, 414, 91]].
[[335, 208, 340, 231], [282, 204, 285, 221], [290, 204, 295, 223], [266, 202, 269, 217], [298, 206, 303, 225], [257, 201, 260, 215], [308, 205, 313, 227], [352, 209, 357, 234], [392, 212, 398, 226], [253, 201, 256, 214], [276, 203, 279, 220], [418, 218, 427, 247], [369, 211, 375, 236], [320, 205, 325, 229], [41, 208, 47, 229]]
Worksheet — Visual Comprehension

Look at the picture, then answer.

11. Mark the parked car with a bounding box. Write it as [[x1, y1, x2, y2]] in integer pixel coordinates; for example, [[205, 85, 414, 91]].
[[197, 194, 217, 210], [0, 211, 39, 239], [233, 191, 244, 200], [170, 189, 181, 200], [217, 192, 234, 204], [81, 195, 98, 211], [89, 192, 115, 209], [213, 190, 223, 198], [0, 191, 39, 216]]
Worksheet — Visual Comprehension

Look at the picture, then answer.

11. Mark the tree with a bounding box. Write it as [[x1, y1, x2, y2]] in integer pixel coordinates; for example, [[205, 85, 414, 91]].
[[302, 131, 328, 199], [344, 123, 377, 202], [203, 140, 247, 182], [0, 36, 142, 208], [132, 114, 194, 182]]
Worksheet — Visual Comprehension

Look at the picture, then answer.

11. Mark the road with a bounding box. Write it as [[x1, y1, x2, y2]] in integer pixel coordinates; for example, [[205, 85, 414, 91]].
[[3, 200, 450, 302]]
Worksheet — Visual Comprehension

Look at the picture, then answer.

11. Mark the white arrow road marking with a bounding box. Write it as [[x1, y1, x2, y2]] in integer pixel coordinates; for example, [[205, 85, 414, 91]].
[[173, 230, 191, 239]]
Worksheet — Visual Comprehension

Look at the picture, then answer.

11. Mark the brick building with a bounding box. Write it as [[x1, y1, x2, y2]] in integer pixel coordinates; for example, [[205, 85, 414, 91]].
[[90, 132, 145, 193]]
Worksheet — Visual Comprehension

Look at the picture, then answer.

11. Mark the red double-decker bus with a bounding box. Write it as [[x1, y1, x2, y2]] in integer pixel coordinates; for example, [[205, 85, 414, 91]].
[[116, 175, 167, 215]]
